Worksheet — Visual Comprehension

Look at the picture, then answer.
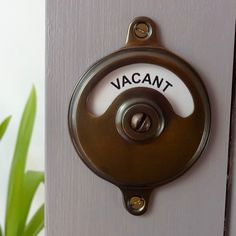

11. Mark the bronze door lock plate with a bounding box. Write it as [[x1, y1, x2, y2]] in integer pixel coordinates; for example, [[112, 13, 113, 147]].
[[68, 16, 211, 216]]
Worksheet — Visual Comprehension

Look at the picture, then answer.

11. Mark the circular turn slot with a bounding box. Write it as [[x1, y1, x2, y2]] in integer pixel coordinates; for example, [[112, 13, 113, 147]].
[[116, 100, 165, 141]]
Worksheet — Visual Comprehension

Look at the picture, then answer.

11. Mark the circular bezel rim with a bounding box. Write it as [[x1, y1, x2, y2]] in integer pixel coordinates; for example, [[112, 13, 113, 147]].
[[68, 47, 211, 188]]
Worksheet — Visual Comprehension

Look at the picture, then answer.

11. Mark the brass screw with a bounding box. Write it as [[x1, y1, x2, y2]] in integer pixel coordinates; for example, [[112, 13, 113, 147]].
[[134, 22, 150, 39], [129, 196, 145, 211], [130, 112, 152, 133]]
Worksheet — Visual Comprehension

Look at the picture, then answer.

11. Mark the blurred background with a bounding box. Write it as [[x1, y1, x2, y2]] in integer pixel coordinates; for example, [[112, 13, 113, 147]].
[[0, 0, 45, 235]]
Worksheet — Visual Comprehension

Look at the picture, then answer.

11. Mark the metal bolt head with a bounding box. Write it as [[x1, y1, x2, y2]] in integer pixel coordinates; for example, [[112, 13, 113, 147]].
[[134, 22, 150, 39], [130, 112, 152, 133], [129, 196, 145, 212]]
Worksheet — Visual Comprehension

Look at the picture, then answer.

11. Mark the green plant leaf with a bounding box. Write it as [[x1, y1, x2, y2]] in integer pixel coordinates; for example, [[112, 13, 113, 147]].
[[5, 87, 36, 236], [18, 171, 44, 235], [24, 204, 44, 236], [0, 116, 11, 141], [0, 224, 3, 236]]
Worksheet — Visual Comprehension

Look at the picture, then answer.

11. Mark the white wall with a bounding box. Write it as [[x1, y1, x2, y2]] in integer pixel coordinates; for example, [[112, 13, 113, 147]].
[[0, 0, 45, 235]]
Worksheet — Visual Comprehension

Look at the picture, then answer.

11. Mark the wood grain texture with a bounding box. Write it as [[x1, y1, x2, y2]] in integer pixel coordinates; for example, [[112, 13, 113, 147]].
[[46, 1, 236, 235]]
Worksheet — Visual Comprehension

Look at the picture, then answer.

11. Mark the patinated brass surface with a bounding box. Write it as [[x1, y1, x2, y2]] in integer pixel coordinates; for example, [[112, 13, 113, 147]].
[[68, 17, 211, 215]]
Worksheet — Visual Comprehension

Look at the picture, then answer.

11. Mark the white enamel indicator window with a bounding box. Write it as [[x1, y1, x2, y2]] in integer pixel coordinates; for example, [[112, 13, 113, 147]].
[[87, 63, 194, 118]]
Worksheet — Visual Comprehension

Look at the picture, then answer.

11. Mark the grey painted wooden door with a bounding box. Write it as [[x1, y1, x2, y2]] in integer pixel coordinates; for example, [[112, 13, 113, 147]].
[[46, 0, 236, 235]]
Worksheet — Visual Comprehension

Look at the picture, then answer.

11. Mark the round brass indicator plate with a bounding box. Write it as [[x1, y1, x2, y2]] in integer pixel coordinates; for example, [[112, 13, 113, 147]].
[[68, 17, 211, 216]]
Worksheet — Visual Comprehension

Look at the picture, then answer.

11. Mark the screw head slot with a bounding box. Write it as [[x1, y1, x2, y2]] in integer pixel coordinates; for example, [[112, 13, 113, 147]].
[[133, 22, 151, 39], [130, 112, 152, 133], [128, 196, 145, 212]]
